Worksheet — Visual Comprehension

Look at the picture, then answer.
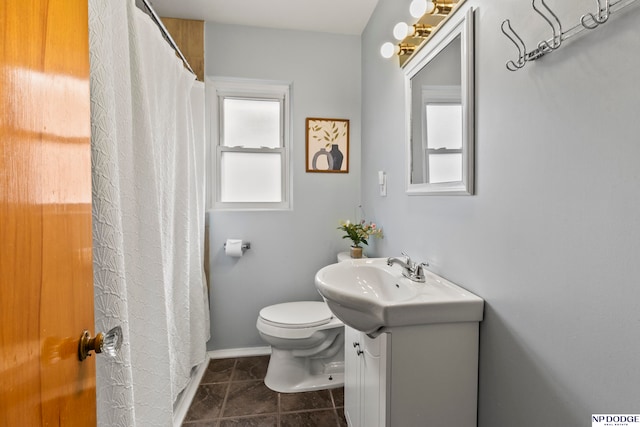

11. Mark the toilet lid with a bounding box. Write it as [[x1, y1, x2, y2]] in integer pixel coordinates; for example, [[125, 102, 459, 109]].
[[259, 301, 333, 328]]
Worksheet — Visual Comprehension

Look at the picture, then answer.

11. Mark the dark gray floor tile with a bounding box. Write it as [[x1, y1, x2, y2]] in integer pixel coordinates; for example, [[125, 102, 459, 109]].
[[280, 390, 333, 412], [202, 358, 236, 384], [231, 356, 269, 381], [331, 388, 344, 408], [182, 420, 219, 427], [184, 356, 347, 427], [336, 407, 347, 427], [223, 380, 278, 417], [280, 409, 340, 427], [218, 415, 278, 427], [184, 383, 228, 422]]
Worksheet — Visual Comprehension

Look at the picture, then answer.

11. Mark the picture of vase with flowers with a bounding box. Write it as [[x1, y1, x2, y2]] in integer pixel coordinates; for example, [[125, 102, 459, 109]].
[[306, 118, 349, 173], [337, 220, 383, 258]]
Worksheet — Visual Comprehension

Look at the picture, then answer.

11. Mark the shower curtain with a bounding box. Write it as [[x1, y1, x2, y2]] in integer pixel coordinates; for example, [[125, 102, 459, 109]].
[[88, 0, 209, 425]]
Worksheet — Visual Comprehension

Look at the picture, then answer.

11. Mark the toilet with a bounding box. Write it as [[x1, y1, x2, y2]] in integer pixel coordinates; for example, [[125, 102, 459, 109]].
[[257, 301, 344, 393], [256, 253, 353, 393]]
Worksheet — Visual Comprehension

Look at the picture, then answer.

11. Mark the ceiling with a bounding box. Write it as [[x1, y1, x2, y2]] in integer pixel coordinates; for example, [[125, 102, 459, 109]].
[[147, 0, 379, 35]]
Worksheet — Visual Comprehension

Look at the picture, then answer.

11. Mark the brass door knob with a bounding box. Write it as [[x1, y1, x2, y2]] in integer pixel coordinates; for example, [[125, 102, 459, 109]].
[[78, 326, 123, 361]]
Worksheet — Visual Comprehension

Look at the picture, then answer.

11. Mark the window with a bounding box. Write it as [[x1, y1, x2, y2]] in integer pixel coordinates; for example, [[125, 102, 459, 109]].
[[209, 79, 291, 210]]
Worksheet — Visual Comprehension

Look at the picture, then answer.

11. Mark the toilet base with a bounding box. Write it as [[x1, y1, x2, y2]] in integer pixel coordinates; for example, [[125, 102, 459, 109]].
[[264, 347, 345, 393]]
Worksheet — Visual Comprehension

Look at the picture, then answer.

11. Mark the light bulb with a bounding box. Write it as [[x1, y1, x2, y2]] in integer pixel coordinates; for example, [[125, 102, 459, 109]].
[[393, 22, 409, 40], [410, 0, 426, 17], [380, 42, 397, 59], [410, 0, 435, 18]]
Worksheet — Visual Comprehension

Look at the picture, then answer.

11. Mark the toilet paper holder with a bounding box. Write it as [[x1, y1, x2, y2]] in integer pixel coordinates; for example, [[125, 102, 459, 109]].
[[223, 241, 251, 253]]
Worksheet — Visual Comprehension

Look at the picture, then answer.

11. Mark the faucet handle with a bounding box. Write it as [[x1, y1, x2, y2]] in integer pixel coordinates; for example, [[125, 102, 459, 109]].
[[412, 262, 428, 283], [414, 262, 428, 275], [400, 251, 413, 265]]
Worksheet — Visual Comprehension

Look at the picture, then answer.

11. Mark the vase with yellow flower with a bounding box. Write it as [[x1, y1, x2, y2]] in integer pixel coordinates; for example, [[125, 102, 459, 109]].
[[337, 220, 383, 258]]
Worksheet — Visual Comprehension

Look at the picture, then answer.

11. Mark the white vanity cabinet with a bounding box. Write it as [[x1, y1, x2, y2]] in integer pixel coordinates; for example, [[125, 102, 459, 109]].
[[343, 321, 480, 427]]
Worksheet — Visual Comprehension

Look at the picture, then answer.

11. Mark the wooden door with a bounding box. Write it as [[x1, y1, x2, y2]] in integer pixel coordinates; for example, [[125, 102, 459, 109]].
[[0, 0, 96, 425]]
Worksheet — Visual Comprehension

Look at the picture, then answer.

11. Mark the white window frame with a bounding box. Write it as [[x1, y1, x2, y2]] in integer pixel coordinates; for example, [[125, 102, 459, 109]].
[[207, 78, 292, 210]]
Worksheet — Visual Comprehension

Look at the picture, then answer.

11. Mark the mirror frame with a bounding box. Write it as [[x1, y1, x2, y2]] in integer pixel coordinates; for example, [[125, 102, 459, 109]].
[[404, 7, 475, 196]]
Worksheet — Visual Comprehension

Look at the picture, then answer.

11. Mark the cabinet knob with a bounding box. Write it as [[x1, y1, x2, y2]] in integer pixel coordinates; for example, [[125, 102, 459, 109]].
[[353, 341, 364, 356]]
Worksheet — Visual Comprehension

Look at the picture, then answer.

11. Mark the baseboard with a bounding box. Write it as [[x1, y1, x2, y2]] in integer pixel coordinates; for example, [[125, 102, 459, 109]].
[[173, 357, 210, 427], [209, 346, 271, 359]]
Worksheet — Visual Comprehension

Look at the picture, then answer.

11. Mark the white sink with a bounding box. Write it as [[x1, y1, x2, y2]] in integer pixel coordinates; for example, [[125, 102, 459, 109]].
[[314, 258, 484, 334]]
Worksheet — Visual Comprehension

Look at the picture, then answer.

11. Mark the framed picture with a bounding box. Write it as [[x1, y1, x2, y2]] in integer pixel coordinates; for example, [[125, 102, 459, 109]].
[[305, 117, 349, 173]]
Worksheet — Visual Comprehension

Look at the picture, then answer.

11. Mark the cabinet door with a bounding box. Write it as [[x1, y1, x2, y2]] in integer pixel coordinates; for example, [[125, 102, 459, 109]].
[[344, 326, 388, 427], [344, 326, 361, 426], [362, 333, 387, 427]]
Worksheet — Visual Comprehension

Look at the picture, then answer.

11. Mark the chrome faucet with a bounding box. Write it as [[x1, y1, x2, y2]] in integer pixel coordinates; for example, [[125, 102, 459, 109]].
[[387, 252, 428, 283]]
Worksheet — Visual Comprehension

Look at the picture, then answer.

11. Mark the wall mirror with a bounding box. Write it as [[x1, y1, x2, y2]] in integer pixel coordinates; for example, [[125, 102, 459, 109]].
[[404, 7, 475, 195]]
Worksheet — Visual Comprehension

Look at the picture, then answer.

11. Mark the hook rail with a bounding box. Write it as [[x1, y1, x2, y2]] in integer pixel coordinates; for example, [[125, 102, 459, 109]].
[[501, 0, 639, 71]]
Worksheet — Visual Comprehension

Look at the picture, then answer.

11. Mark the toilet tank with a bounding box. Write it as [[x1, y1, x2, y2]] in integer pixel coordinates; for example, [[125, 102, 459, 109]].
[[337, 251, 367, 263]]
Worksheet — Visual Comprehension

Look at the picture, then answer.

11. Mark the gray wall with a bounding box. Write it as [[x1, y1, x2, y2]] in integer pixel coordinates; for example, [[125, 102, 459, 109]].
[[204, 24, 362, 350], [362, 0, 640, 426]]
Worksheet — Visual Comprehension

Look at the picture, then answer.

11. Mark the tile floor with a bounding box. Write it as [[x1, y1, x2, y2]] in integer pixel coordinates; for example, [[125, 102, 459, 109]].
[[182, 355, 348, 427]]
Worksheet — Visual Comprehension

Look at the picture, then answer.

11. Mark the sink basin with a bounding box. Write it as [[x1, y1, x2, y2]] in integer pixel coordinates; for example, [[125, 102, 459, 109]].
[[314, 258, 484, 334]]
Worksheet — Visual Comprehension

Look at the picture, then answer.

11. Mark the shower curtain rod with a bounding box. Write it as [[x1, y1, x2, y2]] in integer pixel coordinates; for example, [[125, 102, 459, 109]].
[[139, 0, 196, 76]]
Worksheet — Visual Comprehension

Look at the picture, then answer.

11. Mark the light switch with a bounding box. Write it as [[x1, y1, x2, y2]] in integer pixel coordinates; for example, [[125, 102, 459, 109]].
[[378, 171, 387, 196]]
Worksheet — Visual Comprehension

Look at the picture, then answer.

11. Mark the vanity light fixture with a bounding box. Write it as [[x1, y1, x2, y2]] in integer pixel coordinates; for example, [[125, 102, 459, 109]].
[[380, 42, 416, 59], [410, 0, 455, 17], [380, 0, 464, 66], [393, 22, 434, 40], [398, 43, 417, 56]]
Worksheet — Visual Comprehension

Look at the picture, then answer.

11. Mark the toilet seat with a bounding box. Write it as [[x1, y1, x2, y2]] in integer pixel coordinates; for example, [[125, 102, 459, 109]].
[[259, 301, 333, 329], [257, 301, 342, 340]]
